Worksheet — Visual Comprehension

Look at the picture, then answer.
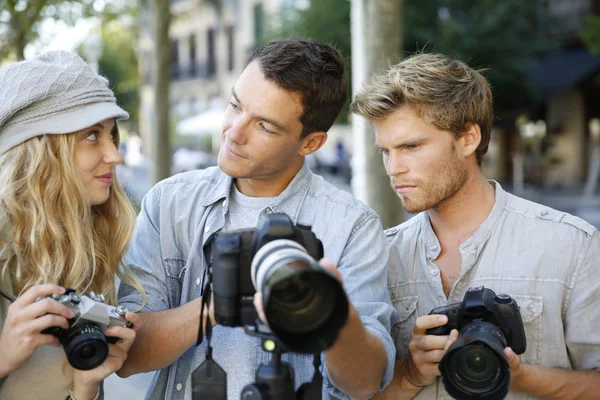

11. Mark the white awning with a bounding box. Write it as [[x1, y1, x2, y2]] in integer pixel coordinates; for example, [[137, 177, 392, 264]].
[[176, 108, 225, 136]]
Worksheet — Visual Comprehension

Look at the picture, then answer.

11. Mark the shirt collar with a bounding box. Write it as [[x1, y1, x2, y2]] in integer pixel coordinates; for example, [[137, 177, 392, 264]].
[[200, 162, 312, 224], [422, 180, 508, 258]]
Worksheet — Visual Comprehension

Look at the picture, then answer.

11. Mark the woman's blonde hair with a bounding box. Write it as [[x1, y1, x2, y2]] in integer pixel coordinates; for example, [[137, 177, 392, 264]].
[[0, 127, 144, 305]]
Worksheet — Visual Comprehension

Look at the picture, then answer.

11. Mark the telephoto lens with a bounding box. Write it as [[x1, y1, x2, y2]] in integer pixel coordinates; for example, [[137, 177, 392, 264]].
[[439, 320, 510, 400], [251, 239, 348, 354]]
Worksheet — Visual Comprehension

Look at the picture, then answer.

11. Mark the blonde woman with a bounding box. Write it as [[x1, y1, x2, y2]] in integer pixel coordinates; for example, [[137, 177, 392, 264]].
[[0, 51, 144, 400]]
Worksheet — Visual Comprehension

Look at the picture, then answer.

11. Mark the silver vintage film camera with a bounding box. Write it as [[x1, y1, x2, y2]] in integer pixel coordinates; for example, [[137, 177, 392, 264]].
[[39, 289, 133, 370]]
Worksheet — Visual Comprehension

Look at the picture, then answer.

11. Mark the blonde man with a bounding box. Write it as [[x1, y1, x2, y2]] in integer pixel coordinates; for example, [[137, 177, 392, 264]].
[[351, 53, 600, 399]]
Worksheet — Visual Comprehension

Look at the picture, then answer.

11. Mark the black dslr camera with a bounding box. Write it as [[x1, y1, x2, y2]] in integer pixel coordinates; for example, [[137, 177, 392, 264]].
[[39, 289, 133, 370], [211, 213, 348, 354], [426, 286, 526, 400]]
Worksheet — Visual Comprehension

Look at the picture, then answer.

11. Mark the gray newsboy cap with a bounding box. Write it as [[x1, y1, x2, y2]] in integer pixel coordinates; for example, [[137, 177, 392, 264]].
[[0, 50, 128, 156]]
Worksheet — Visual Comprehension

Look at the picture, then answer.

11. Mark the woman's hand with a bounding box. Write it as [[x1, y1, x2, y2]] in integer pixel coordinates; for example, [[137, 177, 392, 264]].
[[72, 311, 141, 399], [0, 284, 73, 378]]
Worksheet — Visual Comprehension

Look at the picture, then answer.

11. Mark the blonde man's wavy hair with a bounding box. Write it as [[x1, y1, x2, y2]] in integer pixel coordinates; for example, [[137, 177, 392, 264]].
[[351, 52, 494, 165], [0, 128, 145, 306]]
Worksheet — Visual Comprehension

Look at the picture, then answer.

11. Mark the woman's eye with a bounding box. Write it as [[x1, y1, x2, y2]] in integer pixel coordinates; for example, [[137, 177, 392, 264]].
[[86, 132, 99, 141]]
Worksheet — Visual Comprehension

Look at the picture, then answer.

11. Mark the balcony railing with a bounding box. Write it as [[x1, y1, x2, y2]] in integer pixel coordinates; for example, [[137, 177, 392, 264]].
[[171, 63, 216, 81]]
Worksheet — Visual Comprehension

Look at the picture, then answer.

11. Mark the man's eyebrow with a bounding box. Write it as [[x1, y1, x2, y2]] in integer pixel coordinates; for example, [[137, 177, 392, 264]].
[[231, 87, 240, 104], [231, 87, 288, 133], [376, 139, 426, 150], [393, 139, 426, 149]]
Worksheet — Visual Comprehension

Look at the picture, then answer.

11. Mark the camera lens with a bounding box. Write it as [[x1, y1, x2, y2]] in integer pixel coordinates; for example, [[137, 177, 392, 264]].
[[63, 323, 109, 370], [448, 344, 503, 394], [439, 321, 510, 399], [251, 239, 348, 353], [268, 267, 335, 334], [79, 343, 97, 360]]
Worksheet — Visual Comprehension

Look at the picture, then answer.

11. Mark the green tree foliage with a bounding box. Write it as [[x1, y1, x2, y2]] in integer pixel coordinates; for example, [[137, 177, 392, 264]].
[[265, 0, 352, 123], [0, 0, 135, 62], [96, 20, 140, 127], [404, 0, 550, 110], [581, 14, 600, 53], [267, 0, 549, 112]]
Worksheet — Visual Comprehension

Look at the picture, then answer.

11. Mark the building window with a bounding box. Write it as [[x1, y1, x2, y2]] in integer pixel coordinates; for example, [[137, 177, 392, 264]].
[[207, 28, 216, 77], [189, 34, 197, 76], [226, 25, 234, 71], [254, 4, 264, 45], [170, 39, 180, 79]]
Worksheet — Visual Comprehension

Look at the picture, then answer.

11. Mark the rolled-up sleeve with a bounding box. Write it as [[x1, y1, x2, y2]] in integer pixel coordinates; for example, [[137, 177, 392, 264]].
[[118, 185, 170, 313], [564, 230, 600, 371], [322, 214, 397, 399]]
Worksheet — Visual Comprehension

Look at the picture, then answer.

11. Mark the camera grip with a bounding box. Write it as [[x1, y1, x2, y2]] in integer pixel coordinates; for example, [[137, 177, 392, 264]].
[[425, 325, 449, 336], [425, 303, 459, 336]]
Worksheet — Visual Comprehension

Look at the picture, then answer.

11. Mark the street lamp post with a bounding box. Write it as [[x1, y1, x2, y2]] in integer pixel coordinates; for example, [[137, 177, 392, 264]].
[[514, 119, 547, 195], [584, 118, 600, 197]]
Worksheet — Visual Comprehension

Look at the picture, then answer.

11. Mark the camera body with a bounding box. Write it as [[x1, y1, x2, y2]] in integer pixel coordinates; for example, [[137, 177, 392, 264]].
[[211, 213, 348, 354], [211, 213, 324, 328], [426, 286, 526, 354], [40, 289, 132, 370], [426, 286, 527, 400]]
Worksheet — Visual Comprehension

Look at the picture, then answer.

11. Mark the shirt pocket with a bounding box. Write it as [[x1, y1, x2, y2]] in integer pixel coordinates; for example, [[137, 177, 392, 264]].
[[164, 257, 187, 307], [391, 296, 418, 358], [512, 295, 543, 365]]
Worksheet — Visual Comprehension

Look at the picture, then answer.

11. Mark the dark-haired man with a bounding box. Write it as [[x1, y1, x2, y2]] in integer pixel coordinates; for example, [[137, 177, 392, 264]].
[[117, 38, 396, 400], [352, 52, 600, 399]]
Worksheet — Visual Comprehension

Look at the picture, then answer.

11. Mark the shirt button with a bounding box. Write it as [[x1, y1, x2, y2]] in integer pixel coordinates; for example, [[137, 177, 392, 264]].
[[205, 226, 211, 233], [430, 245, 438, 251], [431, 270, 439, 276], [176, 383, 183, 391], [540, 210, 548, 216], [196, 278, 201, 286]]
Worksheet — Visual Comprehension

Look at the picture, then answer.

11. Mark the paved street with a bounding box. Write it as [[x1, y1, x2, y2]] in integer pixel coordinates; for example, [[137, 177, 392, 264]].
[[105, 372, 154, 399]]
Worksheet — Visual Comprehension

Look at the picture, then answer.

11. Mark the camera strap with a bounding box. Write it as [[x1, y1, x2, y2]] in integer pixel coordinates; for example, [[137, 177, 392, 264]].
[[196, 270, 212, 346], [192, 265, 227, 400], [0, 288, 15, 303], [307, 353, 323, 400]]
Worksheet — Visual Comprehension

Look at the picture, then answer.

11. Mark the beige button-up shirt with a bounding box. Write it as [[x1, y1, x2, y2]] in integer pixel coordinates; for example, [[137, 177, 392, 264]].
[[386, 181, 600, 399]]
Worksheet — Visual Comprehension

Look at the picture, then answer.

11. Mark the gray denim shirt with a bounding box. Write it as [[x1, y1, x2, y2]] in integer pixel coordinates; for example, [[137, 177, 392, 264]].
[[118, 162, 396, 400], [386, 181, 600, 399]]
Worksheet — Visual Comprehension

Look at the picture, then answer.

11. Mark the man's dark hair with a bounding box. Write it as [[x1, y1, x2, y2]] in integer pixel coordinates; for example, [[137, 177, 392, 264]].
[[247, 37, 348, 138]]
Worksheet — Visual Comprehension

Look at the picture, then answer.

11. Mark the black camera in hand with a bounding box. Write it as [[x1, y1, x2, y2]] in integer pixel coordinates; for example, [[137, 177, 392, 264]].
[[211, 213, 348, 354], [39, 289, 133, 370], [426, 286, 526, 400]]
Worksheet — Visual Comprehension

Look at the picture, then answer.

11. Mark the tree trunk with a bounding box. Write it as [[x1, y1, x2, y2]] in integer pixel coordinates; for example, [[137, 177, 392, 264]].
[[150, 0, 172, 184], [15, 33, 25, 60], [350, 0, 404, 228]]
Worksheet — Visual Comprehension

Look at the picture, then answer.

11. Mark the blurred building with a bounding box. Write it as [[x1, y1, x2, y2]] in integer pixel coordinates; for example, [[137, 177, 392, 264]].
[[489, 0, 600, 188], [137, 0, 298, 152]]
